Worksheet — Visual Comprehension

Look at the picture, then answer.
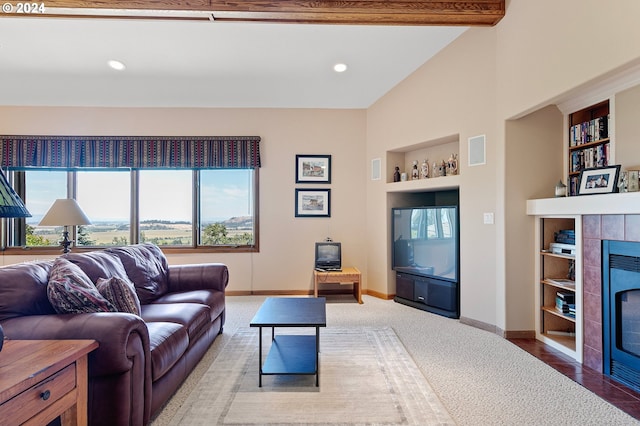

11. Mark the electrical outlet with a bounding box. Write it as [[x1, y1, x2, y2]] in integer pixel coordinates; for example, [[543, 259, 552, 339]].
[[483, 212, 494, 224]]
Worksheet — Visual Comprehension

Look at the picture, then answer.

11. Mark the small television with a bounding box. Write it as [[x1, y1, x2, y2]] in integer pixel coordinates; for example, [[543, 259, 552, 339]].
[[392, 206, 458, 282], [315, 241, 342, 270]]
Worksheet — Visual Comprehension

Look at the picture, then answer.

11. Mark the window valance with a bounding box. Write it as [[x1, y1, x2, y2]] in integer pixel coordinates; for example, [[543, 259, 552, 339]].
[[0, 136, 261, 169]]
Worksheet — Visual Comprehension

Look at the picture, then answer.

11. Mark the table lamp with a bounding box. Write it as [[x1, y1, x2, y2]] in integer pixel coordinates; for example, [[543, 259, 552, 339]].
[[39, 198, 91, 254], [0, 168, 31, 352]]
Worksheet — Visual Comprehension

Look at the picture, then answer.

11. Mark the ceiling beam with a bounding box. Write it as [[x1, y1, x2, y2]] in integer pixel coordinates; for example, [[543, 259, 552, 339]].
[[3, 1, 505, 25]]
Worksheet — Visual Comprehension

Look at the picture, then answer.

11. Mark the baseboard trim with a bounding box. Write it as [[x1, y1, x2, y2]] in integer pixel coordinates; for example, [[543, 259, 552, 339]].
[[503, 330, 536, 339], [226, 289, 393, 300], [460, 316, 500, 334], [459, 317, 535, 339]]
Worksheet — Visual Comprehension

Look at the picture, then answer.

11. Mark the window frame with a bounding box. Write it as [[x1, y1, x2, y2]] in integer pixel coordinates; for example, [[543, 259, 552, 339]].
[[2, 168, 260, 254]]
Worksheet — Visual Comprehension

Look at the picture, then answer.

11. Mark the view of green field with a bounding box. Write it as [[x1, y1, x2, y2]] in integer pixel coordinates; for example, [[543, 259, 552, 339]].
[[30, 218, 253, 247]]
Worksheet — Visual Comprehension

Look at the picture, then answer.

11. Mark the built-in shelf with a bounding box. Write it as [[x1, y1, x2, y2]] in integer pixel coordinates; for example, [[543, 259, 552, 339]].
[[534, 215, 582, 361], [386, 175, 460, 193], [527, 192, 640, 216], [386, 134, 459, 184]]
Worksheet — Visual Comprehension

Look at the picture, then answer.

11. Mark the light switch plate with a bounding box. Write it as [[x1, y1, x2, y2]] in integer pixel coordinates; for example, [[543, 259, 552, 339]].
[[483, 212, 494, 224]]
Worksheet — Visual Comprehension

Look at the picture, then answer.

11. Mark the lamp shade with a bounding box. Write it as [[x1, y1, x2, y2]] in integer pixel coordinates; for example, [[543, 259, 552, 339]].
[[39, 199, 91, 226], [0, 169, 31, 218]]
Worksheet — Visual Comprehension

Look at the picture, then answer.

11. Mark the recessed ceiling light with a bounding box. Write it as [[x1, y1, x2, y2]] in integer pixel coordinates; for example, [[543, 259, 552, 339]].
[[107, 60, 126, 71], [333, 63, 348, 73]]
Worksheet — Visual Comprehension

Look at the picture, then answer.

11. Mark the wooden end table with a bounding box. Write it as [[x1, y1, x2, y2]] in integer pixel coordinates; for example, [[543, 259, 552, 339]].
[[0, 339, 98, 426], [313, 267, 363, 303]]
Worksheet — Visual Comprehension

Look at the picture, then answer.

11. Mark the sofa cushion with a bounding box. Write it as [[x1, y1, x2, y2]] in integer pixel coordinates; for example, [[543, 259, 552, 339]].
[[146, 321, 189, 381], [152, 290, 224, 322], [107, 244, 169, 304], [47, 258, 116, 314], [0, 261, 55, 321], [140, 303, 210, 342], [96, 276, 142, 316], [63, 251, 130, 284]]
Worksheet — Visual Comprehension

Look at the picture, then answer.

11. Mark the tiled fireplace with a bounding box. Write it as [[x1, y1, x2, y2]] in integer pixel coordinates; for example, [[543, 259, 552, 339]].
[[582, 214, 640, 372]]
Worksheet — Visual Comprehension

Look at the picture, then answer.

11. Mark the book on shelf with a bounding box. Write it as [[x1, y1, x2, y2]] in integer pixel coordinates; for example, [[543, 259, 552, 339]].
[[554, 230, 575, 245], [545, 278, 576, 288], [570, 114, 609, 146]]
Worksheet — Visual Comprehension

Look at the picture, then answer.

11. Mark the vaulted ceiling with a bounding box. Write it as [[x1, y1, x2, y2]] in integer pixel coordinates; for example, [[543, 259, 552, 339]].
[[0, 1, 505, 108]]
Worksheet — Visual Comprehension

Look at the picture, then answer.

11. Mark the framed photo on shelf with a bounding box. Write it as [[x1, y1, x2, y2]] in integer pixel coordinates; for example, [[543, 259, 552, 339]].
[[296, 155, 331, 184], [295, 188, 331, 217], [577, 165, 621, 195]]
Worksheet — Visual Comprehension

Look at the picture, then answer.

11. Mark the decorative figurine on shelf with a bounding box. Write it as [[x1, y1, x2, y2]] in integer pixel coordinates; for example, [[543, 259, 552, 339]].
[[555, 180, 567, 197], [411, 160, 419, 180], [446, 153, 458, 175], [618, 171, 628, 193], [440, 160, 447, 177], [393, 166, 401, 182], [432, 161, 438, 178], [420, 159, 429, 179]]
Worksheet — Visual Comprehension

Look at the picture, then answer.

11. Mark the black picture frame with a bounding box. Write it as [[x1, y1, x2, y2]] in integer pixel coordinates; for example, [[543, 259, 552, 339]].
[[295, 155, 331, 184], [577, 165, 621, 195], [295, 188, 331, 217]]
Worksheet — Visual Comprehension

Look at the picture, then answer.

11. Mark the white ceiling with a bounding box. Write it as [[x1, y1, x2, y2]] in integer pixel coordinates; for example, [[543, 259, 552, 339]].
[[0, 17, 467, 109]]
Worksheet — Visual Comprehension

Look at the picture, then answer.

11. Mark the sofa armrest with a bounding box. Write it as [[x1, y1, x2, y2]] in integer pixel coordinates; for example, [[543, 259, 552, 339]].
[[167, 263, 228, 293], [1, 312, 151, 377]]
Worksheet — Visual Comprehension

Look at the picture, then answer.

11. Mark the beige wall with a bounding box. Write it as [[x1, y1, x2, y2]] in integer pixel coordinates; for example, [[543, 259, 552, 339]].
[[504, 105, 563, 331], [367, 27, 499, 324], [0, 107, 368, 294], [367, 0, 640, 331], [615, 84, 640, 171]]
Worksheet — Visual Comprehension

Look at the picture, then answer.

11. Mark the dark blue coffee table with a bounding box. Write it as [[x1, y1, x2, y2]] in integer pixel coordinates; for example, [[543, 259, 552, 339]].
[[249, 297, 326, 387]]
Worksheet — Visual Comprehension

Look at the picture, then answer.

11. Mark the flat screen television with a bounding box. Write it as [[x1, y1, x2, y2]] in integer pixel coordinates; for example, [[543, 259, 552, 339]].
[[315, 241, 342, 270], [392, 206, 458, 282]]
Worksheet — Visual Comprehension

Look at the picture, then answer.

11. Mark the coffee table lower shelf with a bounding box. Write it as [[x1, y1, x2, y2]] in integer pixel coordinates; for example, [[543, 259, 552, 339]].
[[262, 335, 318, 377]]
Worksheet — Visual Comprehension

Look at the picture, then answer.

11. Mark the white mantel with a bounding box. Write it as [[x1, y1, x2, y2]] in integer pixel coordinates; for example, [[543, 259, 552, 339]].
[[527, 192, 640, 216]]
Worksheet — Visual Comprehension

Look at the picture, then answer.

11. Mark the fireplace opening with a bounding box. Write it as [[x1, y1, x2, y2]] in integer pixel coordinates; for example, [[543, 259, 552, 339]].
[[603, 240, 640, 392]]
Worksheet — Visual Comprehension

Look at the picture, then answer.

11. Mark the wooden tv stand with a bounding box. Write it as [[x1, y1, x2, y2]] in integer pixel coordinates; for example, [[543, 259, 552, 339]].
[[313, 267, 362, 303]]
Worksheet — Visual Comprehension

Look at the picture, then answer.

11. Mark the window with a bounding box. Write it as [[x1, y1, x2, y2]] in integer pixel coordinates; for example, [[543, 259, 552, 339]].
[[24, 170, 66, 247], [200, 169, 254, 246], [8, 169, 258, 251], [139, 170, 192, 246], [76, 170, 131, 247]]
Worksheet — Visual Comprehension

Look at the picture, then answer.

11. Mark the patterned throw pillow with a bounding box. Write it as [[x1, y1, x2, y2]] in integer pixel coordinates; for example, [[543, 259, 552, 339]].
[[47, 258, 116, 314], [96, 276, 141, 316]]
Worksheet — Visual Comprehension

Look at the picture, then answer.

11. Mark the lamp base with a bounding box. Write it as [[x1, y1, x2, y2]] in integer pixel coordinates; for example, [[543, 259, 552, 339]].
[[60, 230, 73, 254]]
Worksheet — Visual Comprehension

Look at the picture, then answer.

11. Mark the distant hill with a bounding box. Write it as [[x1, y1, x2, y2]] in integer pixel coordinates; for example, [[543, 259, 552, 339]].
[[220, 216, 252, 229]]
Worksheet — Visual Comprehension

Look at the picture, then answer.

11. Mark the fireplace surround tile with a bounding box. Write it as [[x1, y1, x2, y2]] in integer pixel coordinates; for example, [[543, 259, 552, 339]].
[[583, 238, 602, 269], [602, 214, 625, 240], [583, 215, 601, 239], [625, 214, 640, 241], [583, 264, 601, 296]]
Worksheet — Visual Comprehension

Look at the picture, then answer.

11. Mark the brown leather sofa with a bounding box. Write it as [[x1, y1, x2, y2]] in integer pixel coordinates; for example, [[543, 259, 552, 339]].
[[0, 243, 228, 425]]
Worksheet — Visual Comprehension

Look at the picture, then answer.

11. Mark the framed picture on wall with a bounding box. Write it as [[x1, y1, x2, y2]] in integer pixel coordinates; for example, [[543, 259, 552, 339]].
[[577, 165, 620, 195], [295, 188, 331, 217], [296, 155, 331, 183]]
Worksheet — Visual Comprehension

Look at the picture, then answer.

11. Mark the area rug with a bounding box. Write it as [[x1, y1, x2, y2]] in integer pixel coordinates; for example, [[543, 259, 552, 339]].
[[165, 327, 455, 425]]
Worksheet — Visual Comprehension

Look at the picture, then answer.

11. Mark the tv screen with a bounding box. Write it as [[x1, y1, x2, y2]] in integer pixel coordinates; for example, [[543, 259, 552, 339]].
[[392, 206, 458, 281], [315, 242, 342, 270]]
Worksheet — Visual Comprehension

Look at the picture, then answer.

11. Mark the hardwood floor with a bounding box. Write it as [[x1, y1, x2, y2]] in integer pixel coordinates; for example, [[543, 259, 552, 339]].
[[509, 338, 640, 421]]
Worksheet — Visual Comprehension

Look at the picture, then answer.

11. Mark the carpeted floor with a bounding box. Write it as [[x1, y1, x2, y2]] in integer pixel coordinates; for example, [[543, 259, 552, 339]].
[[152, 295, 640, 425], [162, 327, 454, 425]]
